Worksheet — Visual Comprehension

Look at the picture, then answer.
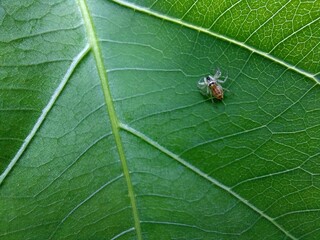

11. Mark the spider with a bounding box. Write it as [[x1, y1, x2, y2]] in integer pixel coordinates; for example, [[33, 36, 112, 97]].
[[197, 68, 228, 102]]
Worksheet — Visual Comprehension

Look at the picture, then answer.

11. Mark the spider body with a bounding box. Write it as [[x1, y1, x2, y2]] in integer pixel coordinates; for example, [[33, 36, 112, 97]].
[[208, 80, 224, 100], [197, 69, 227, 102]]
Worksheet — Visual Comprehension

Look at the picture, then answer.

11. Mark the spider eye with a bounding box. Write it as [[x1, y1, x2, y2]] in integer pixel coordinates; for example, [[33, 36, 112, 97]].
[[206, 76, 211, 80]]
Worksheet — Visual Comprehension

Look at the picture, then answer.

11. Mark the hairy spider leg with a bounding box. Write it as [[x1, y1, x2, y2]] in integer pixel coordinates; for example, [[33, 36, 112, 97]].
[[197, 77, 211, 95], [217, 74, 228, 84], [213, 68, 221, 79]]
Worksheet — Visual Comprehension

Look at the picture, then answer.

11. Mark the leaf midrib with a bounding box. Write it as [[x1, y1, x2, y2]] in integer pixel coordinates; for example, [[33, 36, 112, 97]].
[[79, 1, 312, 239], [77, 0, 142, 239]]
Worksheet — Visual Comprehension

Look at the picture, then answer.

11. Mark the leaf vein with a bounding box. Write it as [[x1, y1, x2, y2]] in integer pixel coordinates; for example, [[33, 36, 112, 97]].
[[120, 122, 298, 240], [0, 44, 90, 185], [111, 0, 318, 82], [48, 174, 124, 239], [77, 1, 142, 239]]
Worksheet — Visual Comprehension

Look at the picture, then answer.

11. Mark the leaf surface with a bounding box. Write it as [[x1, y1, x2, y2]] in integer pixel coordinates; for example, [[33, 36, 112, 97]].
[[0, 0, 319, 239]]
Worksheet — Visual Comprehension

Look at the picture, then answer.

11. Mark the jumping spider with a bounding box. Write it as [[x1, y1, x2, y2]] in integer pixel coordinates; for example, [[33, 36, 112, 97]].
[[197, 68, 228, 103]]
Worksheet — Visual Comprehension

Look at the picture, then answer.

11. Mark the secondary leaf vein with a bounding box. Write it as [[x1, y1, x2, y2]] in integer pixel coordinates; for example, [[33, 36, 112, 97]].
[[111, 0, 318, 83], [120, 122, 298, 240], [0, 44, 90, 185]]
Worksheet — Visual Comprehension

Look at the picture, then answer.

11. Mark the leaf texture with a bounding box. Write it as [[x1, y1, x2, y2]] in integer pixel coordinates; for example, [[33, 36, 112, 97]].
[[0, 0, 319, 239]]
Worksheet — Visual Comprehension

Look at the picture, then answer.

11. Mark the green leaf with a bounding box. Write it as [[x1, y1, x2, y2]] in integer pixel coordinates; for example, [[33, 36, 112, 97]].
[[1, 0, 319, 239]]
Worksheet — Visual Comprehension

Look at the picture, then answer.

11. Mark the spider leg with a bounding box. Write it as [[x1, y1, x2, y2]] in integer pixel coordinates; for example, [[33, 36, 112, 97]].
[[211, 96, 215, 104], [197, 78, 207, 88], [197, 80, 209, 96], [217, 74, 228, 84], [223, 87, 230, 92], [213, 68, 221, 79], [197, 82, 207, 89]]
